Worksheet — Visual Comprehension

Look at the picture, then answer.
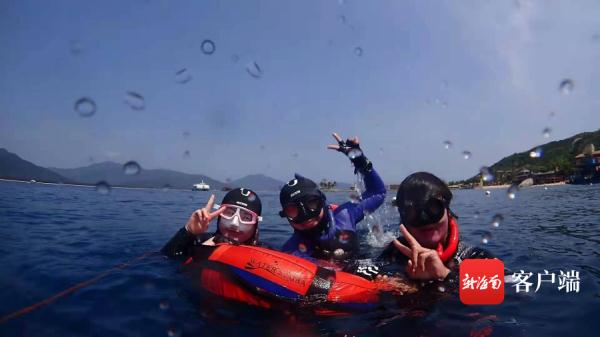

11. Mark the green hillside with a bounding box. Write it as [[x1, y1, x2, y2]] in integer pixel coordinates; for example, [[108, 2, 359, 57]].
[[455, 129, 600, 185]]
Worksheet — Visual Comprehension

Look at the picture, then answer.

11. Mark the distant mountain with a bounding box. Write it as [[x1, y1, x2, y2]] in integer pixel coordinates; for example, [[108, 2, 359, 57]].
[[457, 128, 600, 184], [229, 174, 285, 191], [1, 149, 306, 191], [0, 148, 70, 183], [49, 162, 225, 190]]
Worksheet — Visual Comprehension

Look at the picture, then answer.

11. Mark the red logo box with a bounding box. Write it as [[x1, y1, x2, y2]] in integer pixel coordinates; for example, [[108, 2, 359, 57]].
[[459, 259, 504, 305]]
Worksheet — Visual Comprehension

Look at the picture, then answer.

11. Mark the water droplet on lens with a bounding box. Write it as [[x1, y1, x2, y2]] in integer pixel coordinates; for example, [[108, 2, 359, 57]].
[[379, 147, 384, 156], [231, 54, 240, 63], [291, 152, 299, 159], [259, 144, 266, 151], [491, 214, 503, 227], [480, 166, 494, 182], [75, 97, 96, 117], [559, 79, 574, 95], [69, 40, 83, 55], [167, 325, 181, 337], [161, 184, 171, 192], [507, 184, 519, 199], [201, 39, 215, 55], [542, 127, 551, 139], [95, 181, 111, 195], [354, 47, 363, 56], [462, 151, 472, 160], [124, 91, 145, 111], [544, 186, 548, 190], [123, 161, 141, 175], [481, 232, 492, 244], [549, 111, 556, 118], [175, 68, 192, 84], [443, 140, 452, 149], [473, 211, 480, 219], [183, 150, 190, 159], [246, 61, 262, 78], [182, 131, 190, 140], [437, 285, 446, 293], [441, 101, 448, 108], [485, 190, 491, 196], [88, 156, 94, 163], [159, 299, 170, 310], [529, 147, 543, 158], [338, 15, 346, 24]]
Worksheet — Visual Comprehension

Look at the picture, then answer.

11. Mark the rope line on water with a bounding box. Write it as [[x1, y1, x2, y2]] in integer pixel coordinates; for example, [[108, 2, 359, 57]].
[[0, 251, 158, 325]]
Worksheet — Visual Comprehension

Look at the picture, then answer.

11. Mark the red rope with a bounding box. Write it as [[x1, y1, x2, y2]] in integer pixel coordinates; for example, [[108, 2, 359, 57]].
[[0, 251, 156, 325]]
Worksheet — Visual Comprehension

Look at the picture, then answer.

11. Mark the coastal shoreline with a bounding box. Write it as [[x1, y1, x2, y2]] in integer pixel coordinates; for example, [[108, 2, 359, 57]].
[[472, 181, 566, 189]]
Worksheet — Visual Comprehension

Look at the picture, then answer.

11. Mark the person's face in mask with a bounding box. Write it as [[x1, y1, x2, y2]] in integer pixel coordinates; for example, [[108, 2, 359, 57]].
[[217, 205, 258, 243]]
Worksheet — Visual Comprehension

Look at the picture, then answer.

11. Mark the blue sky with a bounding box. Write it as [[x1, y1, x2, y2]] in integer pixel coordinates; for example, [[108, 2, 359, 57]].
[[1, 0, 598, 184]]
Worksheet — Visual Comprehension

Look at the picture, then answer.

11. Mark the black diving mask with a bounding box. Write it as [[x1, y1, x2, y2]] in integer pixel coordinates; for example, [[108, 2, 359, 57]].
[[279, 196, 324, 224], [397, 197, 448, 228]]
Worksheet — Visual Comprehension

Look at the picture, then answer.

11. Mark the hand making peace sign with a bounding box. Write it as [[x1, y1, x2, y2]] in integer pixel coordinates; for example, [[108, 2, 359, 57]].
[[393, 224, 451, 280], [185, 194, 226, 235]]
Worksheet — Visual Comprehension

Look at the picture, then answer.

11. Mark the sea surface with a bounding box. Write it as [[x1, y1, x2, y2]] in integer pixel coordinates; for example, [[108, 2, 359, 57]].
[[0, 181, 599, 337]]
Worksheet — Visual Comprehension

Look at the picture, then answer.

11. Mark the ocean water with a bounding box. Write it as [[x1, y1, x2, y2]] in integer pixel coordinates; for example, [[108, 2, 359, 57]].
[[0, 181, 599, 336]]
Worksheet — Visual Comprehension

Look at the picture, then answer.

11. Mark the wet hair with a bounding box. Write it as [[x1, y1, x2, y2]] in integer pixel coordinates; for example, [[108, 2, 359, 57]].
[[395, 172, 456, 224]]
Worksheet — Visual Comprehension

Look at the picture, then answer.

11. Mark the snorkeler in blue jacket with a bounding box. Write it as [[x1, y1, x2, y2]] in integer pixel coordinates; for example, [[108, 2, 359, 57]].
[[279, 133, 386, 265]]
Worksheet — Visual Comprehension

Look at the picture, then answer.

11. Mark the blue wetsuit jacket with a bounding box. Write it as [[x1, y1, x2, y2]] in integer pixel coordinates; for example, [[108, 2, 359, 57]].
[[281, 168, 386, 262]]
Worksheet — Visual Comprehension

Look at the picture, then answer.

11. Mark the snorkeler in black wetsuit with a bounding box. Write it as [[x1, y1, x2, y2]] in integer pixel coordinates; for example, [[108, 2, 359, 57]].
[[161, 188, 264, 260], [374, 172, 495, 289]]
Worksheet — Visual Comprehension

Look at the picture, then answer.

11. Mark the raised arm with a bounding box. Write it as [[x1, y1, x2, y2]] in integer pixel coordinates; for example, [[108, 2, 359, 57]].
[[327, 132, 386, 217]]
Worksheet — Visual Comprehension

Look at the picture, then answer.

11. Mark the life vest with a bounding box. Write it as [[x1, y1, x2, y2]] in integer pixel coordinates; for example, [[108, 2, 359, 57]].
[[185, 244, 386, 313]]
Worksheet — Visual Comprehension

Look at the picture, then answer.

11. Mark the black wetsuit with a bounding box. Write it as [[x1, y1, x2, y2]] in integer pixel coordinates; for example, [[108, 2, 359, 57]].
[[378, 238, 495, 288], [161, 227, 264, 261]]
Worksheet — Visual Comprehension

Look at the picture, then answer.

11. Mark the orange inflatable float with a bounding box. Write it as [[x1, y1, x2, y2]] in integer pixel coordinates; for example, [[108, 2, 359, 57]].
[[184, 244, 385, 312]]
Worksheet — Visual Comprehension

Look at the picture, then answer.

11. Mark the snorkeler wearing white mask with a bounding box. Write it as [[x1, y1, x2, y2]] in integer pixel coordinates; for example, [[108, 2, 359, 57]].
[[162, 188, 263, 259]]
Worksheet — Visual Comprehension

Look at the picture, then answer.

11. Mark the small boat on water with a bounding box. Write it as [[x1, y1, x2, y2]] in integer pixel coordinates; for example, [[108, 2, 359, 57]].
[[192, 180, 210, 191]]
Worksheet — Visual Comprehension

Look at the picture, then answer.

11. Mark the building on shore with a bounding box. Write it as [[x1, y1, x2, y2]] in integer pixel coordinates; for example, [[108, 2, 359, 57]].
[[569, 145, 600, 184]]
